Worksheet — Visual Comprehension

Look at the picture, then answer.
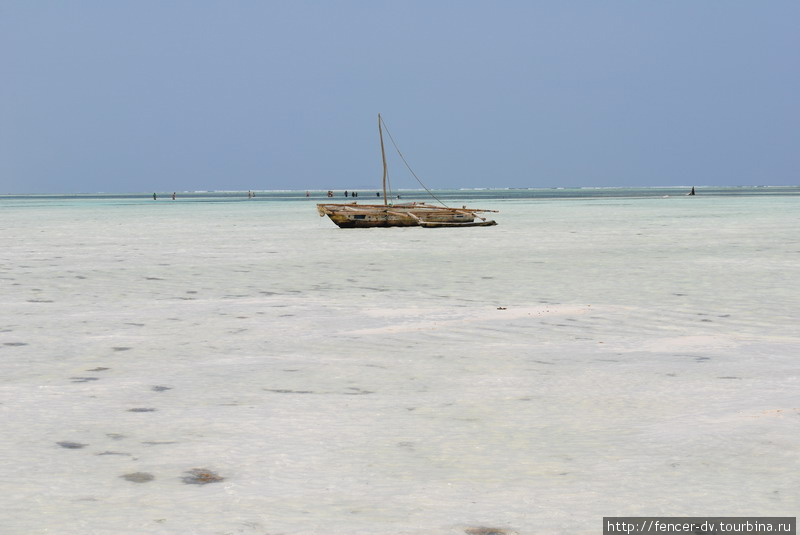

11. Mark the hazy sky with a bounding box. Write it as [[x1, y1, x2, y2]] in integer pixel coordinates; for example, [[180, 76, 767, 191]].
[[2, 1, 798, 194]]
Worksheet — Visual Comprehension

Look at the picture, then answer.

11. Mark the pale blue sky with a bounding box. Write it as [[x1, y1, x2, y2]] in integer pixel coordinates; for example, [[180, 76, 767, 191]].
[[1, 1, 798, 194]]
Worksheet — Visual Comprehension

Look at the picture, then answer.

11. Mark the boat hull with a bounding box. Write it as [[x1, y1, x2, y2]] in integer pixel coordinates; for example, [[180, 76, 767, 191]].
[[418, 220, 497, 228], [316, 203, 495, 229]]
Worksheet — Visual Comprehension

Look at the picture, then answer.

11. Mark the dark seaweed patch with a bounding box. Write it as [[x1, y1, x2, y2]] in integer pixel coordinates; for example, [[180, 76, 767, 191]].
[[57, 441, 87, 449], [343, 387, 373, 395], [3, 342, 28, 346], [182, 468, 224, 485], [465, 528, 515, 535], [87, 367, 110, 372], [151, 385, 172, 392], [677, 354, 712, 362], [121, 472, 154, 483], [70, 377, 100, 383]]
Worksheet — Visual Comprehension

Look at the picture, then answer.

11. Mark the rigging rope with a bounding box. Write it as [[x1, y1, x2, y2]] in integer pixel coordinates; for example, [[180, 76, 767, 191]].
[[379, 116, 449, 208]]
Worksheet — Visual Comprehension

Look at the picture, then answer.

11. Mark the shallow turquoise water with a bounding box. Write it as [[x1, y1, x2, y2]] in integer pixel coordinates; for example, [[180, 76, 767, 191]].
[[0, 190, 798, 534]]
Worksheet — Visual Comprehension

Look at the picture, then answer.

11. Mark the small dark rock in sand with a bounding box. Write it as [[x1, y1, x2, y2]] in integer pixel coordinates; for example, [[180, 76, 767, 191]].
[[182, 468, 224, 485], [121, 472, 154, 483], [57, 441, 88, 449]]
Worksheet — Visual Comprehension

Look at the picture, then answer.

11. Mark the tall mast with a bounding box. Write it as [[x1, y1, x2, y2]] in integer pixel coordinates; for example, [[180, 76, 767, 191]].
[[378, 113, 388, 206]]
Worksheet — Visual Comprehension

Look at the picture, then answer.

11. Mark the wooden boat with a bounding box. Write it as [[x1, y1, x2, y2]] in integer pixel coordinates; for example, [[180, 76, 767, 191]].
[[317, 201, 497, 228], [317, 114, 497, 228]]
